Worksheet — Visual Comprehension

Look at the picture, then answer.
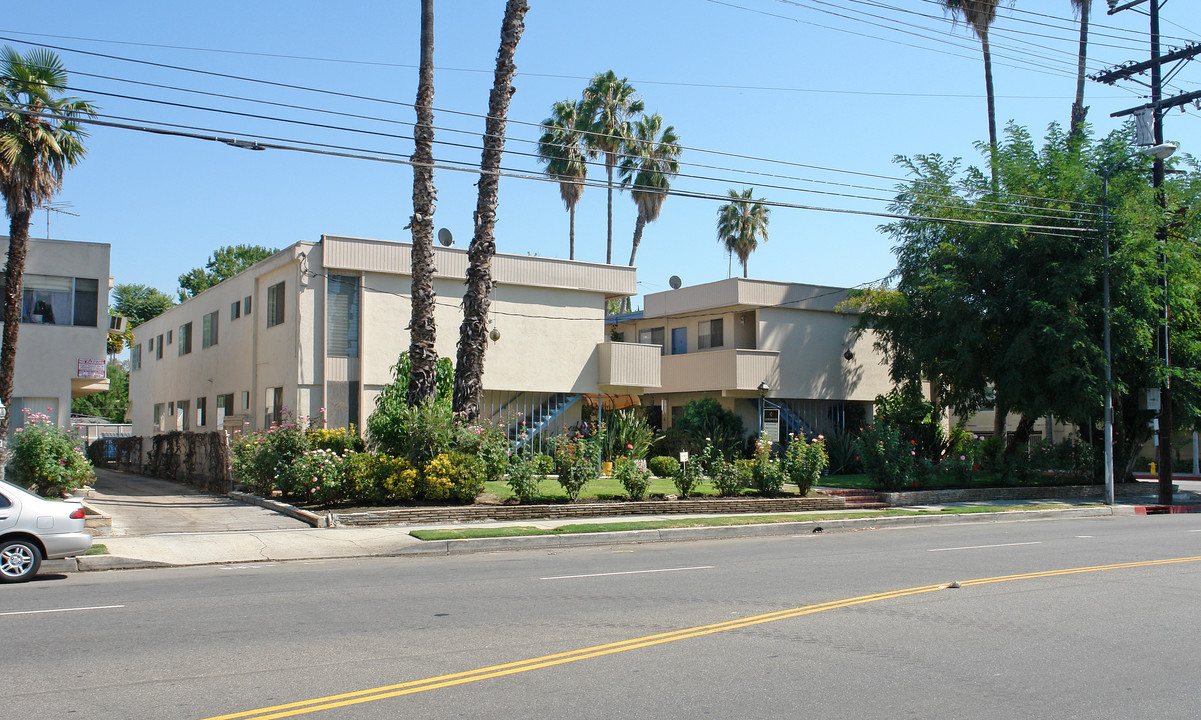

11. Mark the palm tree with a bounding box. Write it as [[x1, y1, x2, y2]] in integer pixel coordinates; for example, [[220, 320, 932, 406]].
[[581, 70, 644, 264], [619, 113, 681, 267], [716, 188, 770, 279], [0, 47, 94, 435], [407, 0, 439, 406], [1069, 0, 1092, 140], [943, 0, 1000, 185], [537, 99, 588, 261], [453, 0, 529, 421]]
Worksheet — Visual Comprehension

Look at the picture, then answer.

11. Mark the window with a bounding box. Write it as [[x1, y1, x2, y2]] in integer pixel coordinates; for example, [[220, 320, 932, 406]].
[[267, 282, 285, 327], [217, 393, 235, 422], [177, 400, 190, 431], [167, 330, 172, 345], [241, 390, 250, 410], [244, 295, 252, 315], [231, 301, 241, 321], [178, 322, 192, 355], [202, 310, 219, 348], [153, 403, 164, 431], [196, 397, 207, 427], [266, 386, 284, 426], [73, 277, 99, 327], [21, 274, 72, 325], [131, 344, 142, 371], [148, 337, 154, 352], [698, 318, 724, 350], [327, 274, 360, 357], [156, 334, 164, 360], [638, 327, 666, 355]]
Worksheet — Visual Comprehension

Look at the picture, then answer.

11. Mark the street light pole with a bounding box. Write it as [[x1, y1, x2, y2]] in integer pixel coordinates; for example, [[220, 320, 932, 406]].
[[1150, 0, 1174, 506]]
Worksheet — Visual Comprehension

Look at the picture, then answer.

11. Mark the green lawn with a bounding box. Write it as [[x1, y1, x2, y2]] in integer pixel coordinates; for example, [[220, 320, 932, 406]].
[[816, 472, 1098, 491], [409, 504, 1079, 540], [85, 543, 109, 555]]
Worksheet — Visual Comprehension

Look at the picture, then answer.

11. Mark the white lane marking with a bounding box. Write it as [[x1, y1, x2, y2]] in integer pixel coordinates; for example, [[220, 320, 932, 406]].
[[928, 541, 1042, 553], [542, 565, 714, 580], [0, 604, 125, 617], [1076, 535, 1094, 538], [1188, 529, 1201, 533]]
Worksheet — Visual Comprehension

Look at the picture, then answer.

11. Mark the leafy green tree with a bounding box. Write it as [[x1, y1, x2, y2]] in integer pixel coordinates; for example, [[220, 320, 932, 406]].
[[177, 244, 276, 300], [716, 188, 770, 278], [581, 70, 644, 265], [112, 282, 174, 326], [0, 47, 95, 435], [619, 112, 681, 267], [537, 99, 589, 260], [71, 360, 128, 423], [852, 123, 1201, 478], [453, 0, 529, 421]]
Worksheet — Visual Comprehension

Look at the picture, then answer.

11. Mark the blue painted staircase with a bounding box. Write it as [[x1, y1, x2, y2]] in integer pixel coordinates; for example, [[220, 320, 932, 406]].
[[510, 393, 580, 450]]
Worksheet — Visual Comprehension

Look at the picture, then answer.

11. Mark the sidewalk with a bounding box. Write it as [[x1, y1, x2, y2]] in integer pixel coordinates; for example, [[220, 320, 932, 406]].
[[50, 501, 1145, 573]]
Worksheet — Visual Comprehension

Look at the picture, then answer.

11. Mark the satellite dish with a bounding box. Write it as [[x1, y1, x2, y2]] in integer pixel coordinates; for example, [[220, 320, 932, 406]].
[[438, 228, 454, 246], [669, 275, 682, 290]]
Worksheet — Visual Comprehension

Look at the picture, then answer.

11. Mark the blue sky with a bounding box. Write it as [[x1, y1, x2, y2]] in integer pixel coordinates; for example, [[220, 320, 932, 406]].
[[2, 0, 1198, 305]]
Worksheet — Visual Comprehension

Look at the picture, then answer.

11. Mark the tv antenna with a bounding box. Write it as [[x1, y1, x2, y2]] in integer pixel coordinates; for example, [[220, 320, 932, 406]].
[[438, 227, 454, 247], [44, 201, 79, 239]]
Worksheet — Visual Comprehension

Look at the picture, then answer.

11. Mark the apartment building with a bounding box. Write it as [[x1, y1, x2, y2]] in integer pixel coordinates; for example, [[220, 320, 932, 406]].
[[609, 278, 894, 439], [129, 235, 657, 442], [1, 237, 111, 431]]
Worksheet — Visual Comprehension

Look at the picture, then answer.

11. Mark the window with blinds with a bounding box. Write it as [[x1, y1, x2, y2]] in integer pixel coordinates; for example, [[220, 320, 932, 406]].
[[326, 274, 360, 358]]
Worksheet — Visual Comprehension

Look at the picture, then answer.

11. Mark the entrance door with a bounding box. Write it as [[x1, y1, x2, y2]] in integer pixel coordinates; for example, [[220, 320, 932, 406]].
[[671, 327, 687, 355]]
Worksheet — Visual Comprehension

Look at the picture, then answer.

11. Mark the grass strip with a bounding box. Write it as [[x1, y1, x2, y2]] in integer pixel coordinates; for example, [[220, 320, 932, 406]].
[[85, 543, 109, 555], [409, 504, 1080, 541]]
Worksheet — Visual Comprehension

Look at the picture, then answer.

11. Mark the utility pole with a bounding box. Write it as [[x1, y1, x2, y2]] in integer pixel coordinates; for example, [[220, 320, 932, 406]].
[[1093, 0, 1201, 506]]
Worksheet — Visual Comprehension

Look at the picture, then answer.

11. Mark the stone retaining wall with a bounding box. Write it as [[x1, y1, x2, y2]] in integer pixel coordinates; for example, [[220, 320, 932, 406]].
[[333, 496, 846, 527], [878, 484, 1142, 505]]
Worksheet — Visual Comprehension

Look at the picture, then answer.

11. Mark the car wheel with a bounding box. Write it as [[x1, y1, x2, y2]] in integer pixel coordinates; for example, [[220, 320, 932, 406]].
[[0, 539, 42, 583]]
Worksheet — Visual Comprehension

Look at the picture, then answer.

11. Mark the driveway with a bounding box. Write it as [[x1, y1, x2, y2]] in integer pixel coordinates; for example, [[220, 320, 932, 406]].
[[86, 468, 309, 536]]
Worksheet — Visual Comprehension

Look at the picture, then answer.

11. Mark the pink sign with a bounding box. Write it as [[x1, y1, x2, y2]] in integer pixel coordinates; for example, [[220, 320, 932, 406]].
[[77, 358, 106, 379]]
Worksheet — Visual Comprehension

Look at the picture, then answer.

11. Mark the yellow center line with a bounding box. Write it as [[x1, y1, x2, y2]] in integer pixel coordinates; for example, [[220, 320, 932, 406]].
[[202, 554, 1201, 720]]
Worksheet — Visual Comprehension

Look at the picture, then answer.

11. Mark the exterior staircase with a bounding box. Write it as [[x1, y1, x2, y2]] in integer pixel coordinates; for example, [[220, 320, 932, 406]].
[[509, 393, 580, 450], [765, 400, 814, 440], [817, 487, 889, 509]]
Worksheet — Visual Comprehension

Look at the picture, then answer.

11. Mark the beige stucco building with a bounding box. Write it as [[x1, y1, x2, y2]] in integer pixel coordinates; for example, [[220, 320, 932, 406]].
[[129, 235, 654, 443], [609, 278, 894, 439], [1, 237, 111, 432]]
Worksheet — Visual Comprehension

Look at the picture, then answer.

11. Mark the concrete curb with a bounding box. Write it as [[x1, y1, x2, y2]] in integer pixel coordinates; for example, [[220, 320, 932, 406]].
[[56, 505, 1141, 573], [228, 491, 329, 527]]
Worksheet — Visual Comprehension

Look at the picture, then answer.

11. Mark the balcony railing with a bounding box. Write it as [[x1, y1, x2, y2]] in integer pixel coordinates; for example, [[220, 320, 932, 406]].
[[597, 342, 661, 391], [657, 348, 780, 394]]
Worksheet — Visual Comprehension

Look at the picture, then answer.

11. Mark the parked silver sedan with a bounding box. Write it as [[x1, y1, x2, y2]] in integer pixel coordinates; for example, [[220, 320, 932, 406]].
[[0, 478, 93, 583]]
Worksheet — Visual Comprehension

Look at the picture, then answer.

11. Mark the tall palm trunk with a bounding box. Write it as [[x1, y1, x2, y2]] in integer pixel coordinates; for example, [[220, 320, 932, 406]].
[[453, 0, 529, 421], [1069, 0, 1091, 139], [981, 31, 999, 188], [569, 204, 575, 261], [628, 213, 646, 266], [407, 0, 439, 406], [1, 203, 32, 435], [605, 158, 615, 264]]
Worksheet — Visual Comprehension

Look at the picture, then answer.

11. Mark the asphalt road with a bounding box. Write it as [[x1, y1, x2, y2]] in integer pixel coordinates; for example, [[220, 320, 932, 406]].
[[4, 513, 1201, 719]]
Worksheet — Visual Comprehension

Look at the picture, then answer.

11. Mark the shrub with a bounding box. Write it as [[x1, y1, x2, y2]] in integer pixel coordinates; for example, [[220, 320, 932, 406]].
[[86, 439, 109, 468], [672, 397, 745, 459], [294, 448, 346, 506], [855, 420, 912, 491], [366, 353, 454, 456], [532, 453, 556, 476], [7, 409, 94, 495], [264, 420, 316, 501], [613, 457, 651, 501], [823, 428, 861, 475], [421, 451, 485, 504], [553, 432, 600, 501], [707, 440, 748, 497], [749, 436, 784, 496], [505, 446, 544, 504], [648, 455, 680, 478], [345, 452, 416, 504], [782, 434, 829, 495], [601, 408, 656, 461], [456, 421, 511, 482], [307, 427, 365, 454]]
